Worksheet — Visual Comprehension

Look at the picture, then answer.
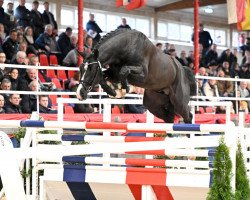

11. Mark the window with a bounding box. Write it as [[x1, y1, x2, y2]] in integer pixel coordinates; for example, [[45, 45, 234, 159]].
[[136, 18, 149, 36], [180, 25, 192, 42], [94, 13, 106, 32], [61, 8, 74, 26], [168, 23, 180, 40], [126, 17, 135, 29], [157, 22, 167, 37], [214, 30, 226, 46], [107, 15, 120, 31], [232, 31, 239, 47]]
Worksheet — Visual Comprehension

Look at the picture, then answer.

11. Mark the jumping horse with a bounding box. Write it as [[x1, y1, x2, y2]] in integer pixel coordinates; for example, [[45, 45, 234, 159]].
[[76, 29, 196, 123]]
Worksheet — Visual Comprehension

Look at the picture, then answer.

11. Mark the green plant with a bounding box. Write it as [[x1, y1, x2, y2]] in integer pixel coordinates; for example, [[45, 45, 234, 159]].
[[207, 137, 234, 200], [235, 142, 250, 200], [14, 127, 26, 142]]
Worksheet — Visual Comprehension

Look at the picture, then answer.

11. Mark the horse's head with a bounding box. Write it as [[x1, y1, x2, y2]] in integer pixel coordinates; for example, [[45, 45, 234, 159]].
[[76, 49, 103, 100]]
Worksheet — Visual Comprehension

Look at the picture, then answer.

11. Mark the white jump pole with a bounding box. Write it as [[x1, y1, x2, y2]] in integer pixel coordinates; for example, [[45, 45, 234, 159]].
[[0, 132, 26, 200]]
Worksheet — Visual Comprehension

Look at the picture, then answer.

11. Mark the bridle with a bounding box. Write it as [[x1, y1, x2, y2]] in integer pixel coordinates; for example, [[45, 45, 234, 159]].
[[80, 60, 102, 92]]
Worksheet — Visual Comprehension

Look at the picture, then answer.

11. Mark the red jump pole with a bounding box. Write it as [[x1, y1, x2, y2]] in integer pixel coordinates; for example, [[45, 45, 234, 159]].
[[194, 0, 200, 74], [78, 0, 84, 66]]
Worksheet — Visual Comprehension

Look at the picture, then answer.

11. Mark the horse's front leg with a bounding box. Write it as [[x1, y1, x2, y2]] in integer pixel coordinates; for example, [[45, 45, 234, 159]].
[[99, 78, 117, 97], [119, 65, 145, 90]]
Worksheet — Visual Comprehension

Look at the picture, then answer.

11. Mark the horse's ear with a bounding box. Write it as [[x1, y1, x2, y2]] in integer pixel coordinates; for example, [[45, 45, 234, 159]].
[[93, 49, 99, 59]]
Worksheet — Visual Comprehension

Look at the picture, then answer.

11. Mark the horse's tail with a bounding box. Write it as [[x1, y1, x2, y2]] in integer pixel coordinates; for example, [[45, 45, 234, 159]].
[[183, 66, 197, 96]]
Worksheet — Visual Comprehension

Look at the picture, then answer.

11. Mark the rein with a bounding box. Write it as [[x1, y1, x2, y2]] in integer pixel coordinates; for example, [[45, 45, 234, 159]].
[[80, 60, 103, 92]]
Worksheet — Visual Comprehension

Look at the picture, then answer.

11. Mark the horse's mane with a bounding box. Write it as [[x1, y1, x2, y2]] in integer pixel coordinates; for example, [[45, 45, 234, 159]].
[[93, 28, 133, 50]]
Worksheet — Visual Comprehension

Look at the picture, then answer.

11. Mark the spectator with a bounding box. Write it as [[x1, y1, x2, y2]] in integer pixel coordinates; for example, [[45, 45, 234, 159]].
[[218, 49, 236, 67], [238, 81, 250, 110], [179, 50, 189, 66], [57, 27, 74, 60], [239, 100, 249, 114], [4, 2, 16, 34], [86, 13, 102, 46], [221, 61, 230, 76], [71, 35, 78, 48], [11, 51, 27, 77], [230, 62, 240, 78], [0, 0, 5, 29], [117, 18, 131, 29], [4, 68, 19, 90], [163, 43, 170, 54], [241, 48, 250, 66], [216, 68, 234, 97], [238, 63, 250, 79], [0, 78, 11, 90], [0, 78, 11, 105], [16, 26, 24, 35], [2, 29, 18, 63], [202, 78, 219, 101], [17, 68, 36, 91], [30, 0, 44, 40], [15, 0, 32, 28], [192, 23, 213, 55], [17, 32, 25, 44], [0, 23, 6, 45], [42, 2, 57, 31], [84, 36, 93, 55], [124, 86, 146, 114], [207, 60, 218, 76], [39, 95, 57, 114], [0, 52, 6, 81], [0, 94, 5, 113], [23, 26, 41, 55], [20, 80, 37, 113], [240, 37, 250, 56], [35, 24, 58, 53], [156, 43, 163, 50], [5, 94, 23, 113], [205, 44, 218, 65], [187, 50, 194, 65]]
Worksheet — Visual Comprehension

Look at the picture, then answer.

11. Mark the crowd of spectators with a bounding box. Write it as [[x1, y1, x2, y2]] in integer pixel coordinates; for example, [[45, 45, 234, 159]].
[[1, 0, 250, 115], [157, 23, 250, 114]]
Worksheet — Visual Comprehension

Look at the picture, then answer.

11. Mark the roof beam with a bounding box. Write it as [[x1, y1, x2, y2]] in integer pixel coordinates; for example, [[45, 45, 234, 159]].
[[155, 0, 226, 12]]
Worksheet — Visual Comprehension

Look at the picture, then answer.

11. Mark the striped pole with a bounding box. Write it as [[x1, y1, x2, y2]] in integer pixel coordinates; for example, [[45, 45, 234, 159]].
[[0, 120, 230, 133]]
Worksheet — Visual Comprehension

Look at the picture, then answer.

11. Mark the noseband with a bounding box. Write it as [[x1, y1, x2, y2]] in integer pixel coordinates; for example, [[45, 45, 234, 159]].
[[80, 60, 102, 92]]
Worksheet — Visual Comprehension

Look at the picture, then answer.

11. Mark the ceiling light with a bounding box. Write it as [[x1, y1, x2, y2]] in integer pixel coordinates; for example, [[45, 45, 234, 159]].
[[204, 7, 214, 14]]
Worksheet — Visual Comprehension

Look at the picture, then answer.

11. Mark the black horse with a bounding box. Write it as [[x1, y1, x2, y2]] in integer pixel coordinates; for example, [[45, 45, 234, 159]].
[[76, 29, 196, 123]]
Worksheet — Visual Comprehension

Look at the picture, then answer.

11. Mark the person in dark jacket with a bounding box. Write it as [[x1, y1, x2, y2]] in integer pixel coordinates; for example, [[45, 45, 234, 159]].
[[0, 94, 5, 113], [35, 24, 58, 53], [0, 0, 5, 28], [20, 80, 37, 113], [57, 27, 74, 60], [4, 68, 19, 90], [192, 23, 213, 55], [117, 18, 131, 29], [205, 44, 218, 66], [42, 1, 57, 30], [30, 1, 44, 40], [15, 0, 32, 28], [86, 13, 102, 46], [4, 2, 16, 35], [17, 68, 36, 92], [5, 94, 23, 113], [39, 95, 57, 114], [2, 29, 18, 63]]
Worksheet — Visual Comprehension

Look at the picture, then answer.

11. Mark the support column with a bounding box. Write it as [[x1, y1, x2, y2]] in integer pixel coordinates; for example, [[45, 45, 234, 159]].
[[194, 0, 199, 75], [78, 0, 84, 66]]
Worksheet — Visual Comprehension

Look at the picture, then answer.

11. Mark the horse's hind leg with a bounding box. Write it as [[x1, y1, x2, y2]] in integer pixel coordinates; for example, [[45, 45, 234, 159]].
[[143, 90, 175, 123]]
